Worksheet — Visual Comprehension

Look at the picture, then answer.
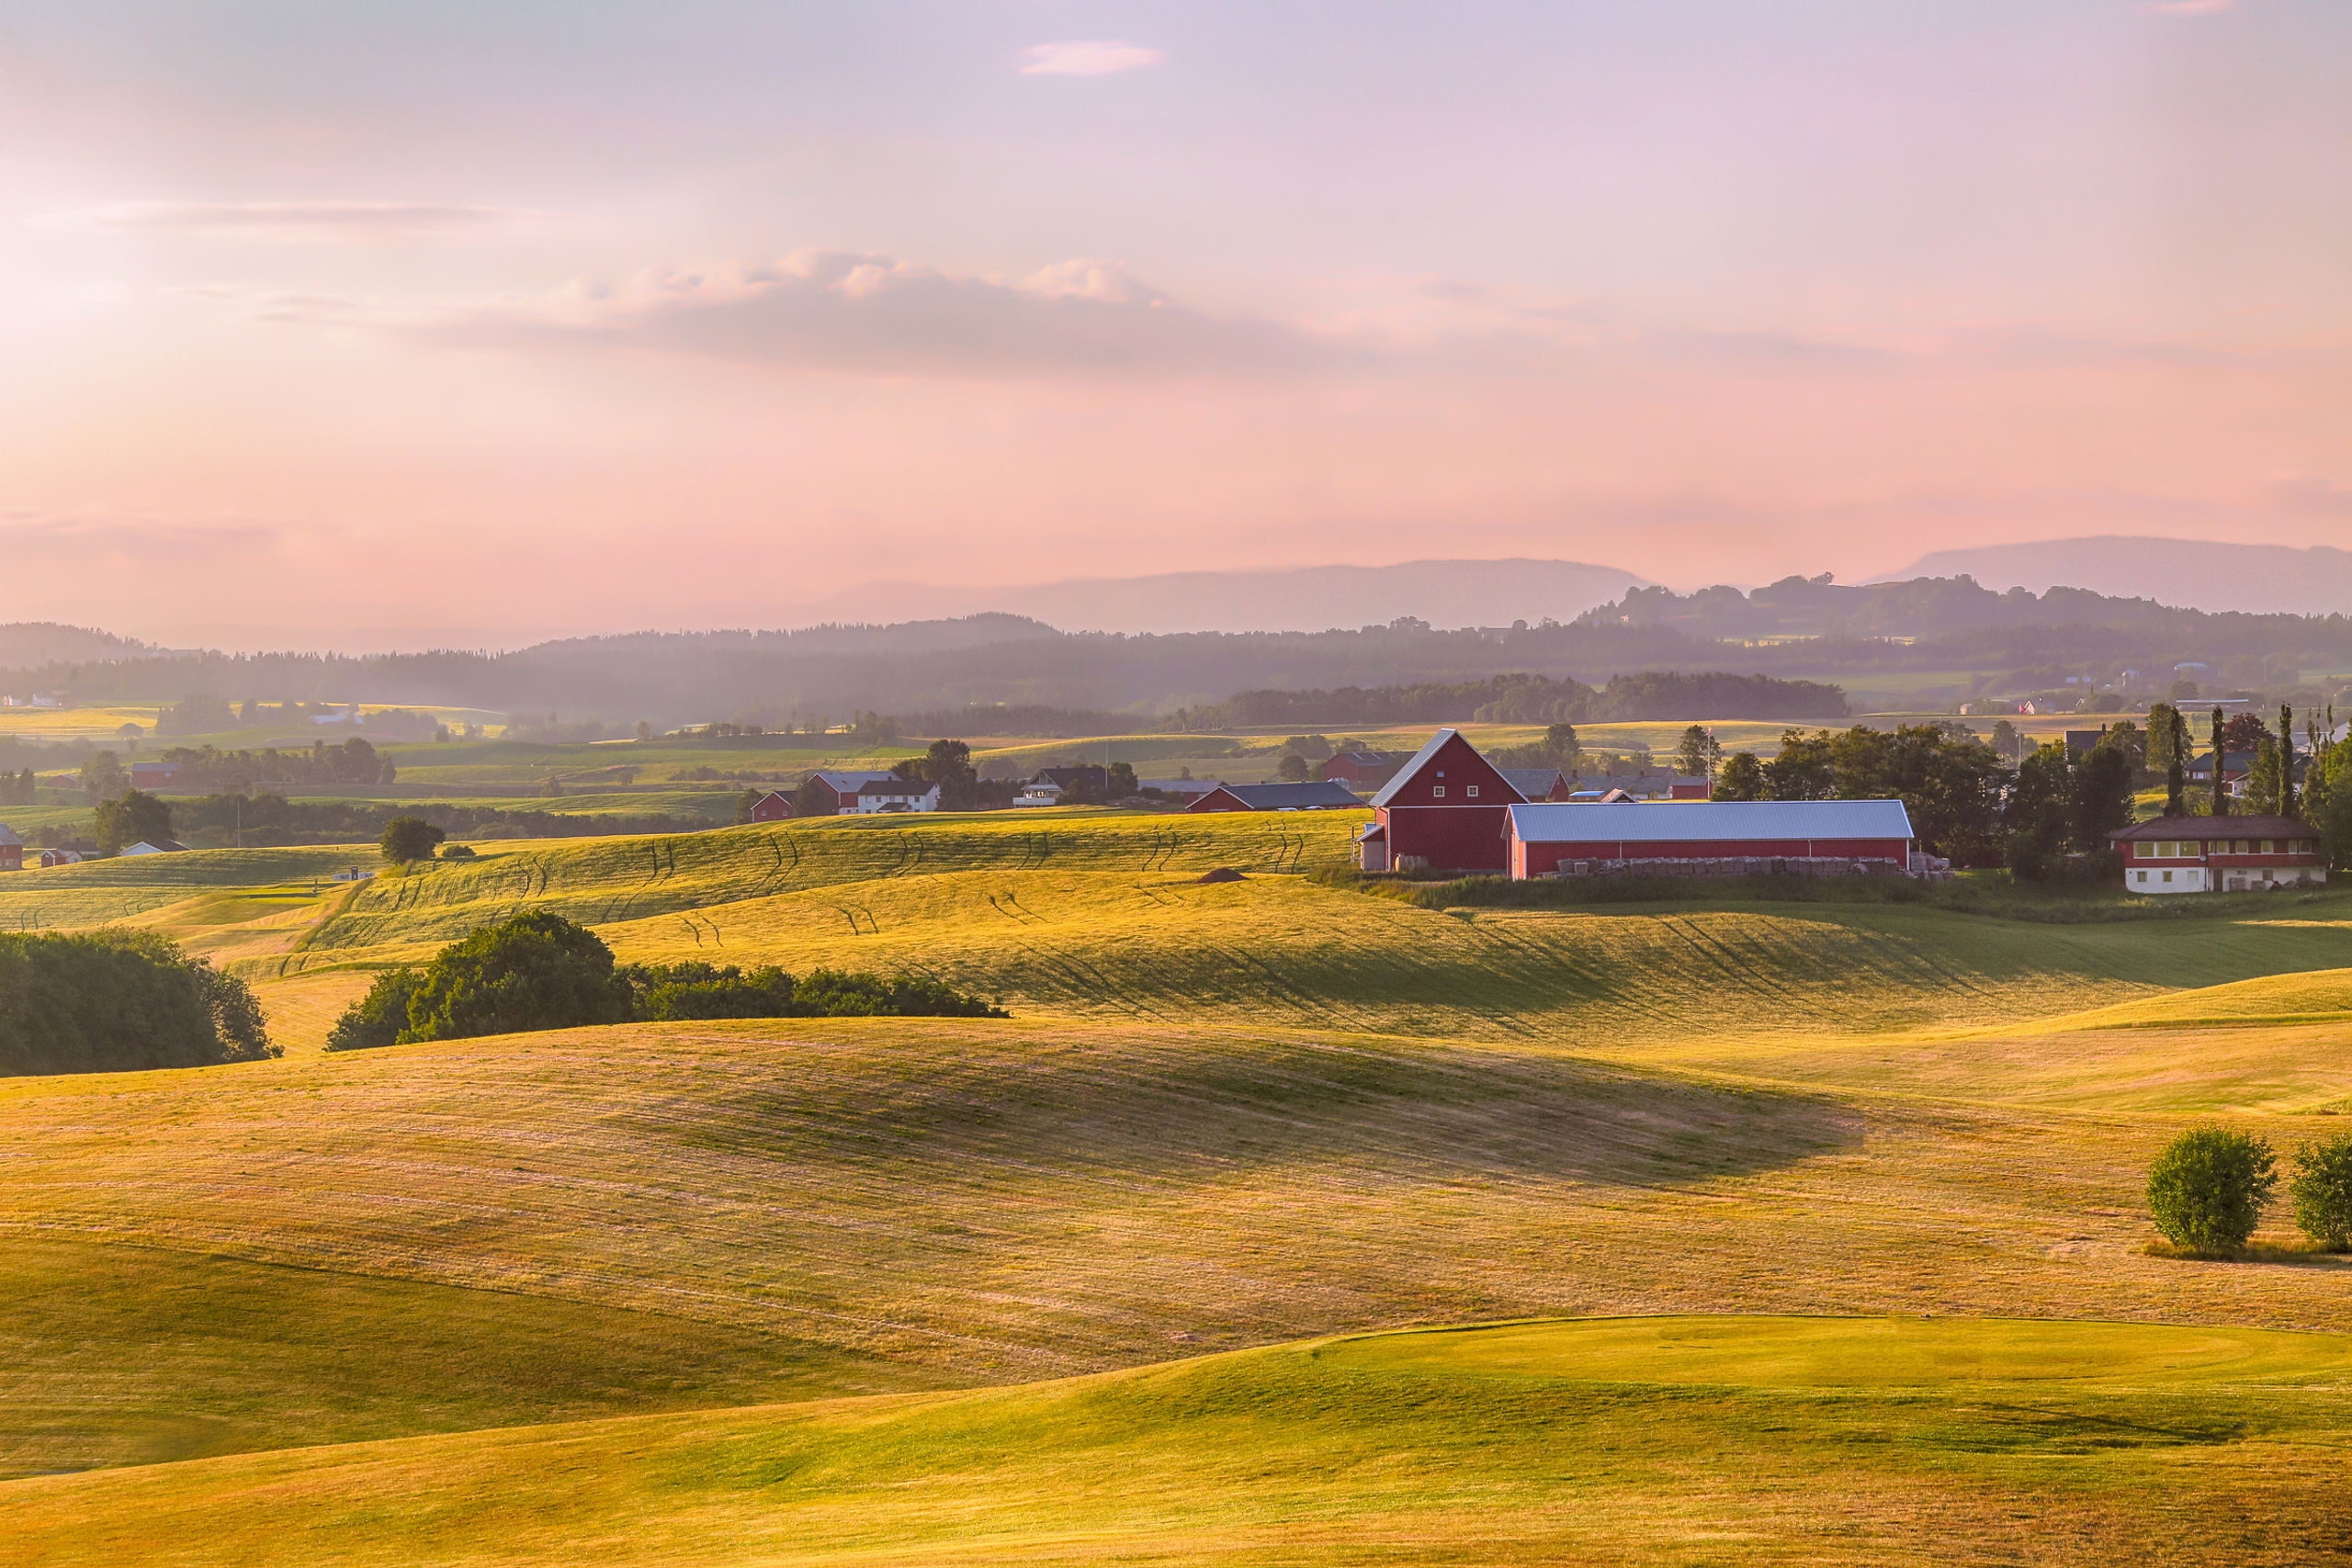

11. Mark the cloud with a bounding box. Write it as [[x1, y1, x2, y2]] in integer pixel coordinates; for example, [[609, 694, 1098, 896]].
[[1017, 40, 1167, 76], [36, 201, 535, 243], [2147, 0, 2248, 14], [432, 250, 1360, 379]]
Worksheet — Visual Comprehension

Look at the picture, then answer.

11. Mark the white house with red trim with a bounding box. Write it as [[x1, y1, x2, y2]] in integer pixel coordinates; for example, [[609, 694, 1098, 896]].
[[806, 772, 940, 815], [2107, 815, 2326, 894]]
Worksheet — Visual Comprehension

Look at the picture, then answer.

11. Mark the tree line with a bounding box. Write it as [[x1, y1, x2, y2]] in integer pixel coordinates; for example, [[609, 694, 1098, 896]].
[[1172, 671, 1849, 731]]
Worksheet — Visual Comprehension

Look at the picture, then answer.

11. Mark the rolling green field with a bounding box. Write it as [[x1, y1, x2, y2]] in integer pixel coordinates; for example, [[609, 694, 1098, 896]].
[[7, 805, 2352, 1560], [5, 1315, 2348, 1565]]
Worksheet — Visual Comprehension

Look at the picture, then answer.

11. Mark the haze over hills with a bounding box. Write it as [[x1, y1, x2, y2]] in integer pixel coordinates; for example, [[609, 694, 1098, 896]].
[[793, 558, 1651, 635], [1879, 538, 2352, 616]]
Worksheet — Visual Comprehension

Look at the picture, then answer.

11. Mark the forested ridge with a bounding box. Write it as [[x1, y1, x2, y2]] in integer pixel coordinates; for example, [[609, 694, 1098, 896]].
[[6, 575, 2350, 724]]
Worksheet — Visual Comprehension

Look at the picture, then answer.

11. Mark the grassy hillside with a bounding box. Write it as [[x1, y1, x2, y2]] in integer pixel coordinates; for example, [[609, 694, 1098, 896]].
[[7, 1016, 2352, 1486], [8, 1314, 2349, 1565], [241, 810, 2352, 1048]]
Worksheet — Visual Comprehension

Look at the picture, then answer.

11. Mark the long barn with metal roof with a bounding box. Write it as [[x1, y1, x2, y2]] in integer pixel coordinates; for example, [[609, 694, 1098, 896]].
[[1505, 798, 1917, 880]]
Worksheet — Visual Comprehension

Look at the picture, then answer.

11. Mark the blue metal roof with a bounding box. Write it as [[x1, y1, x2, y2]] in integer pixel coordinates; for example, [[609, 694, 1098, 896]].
[[1506, 798, 1915, 843]]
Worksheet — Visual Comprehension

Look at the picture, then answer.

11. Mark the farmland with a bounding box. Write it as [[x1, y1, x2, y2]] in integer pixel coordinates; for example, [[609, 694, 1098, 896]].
[[5, 802, 2352, 1560]]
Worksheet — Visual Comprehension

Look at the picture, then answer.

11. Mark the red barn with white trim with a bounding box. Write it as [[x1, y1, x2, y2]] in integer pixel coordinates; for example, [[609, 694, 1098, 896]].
[[1366, 729, 1528, 872], [1505, 799, 1916, 880]]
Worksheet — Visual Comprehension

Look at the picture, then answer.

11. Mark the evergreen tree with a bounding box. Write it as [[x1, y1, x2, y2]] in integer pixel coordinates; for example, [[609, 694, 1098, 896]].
[[2278, 704, 2297, 818], [2165, 705, 2188, 817], [2210, 707, 2229, 819]]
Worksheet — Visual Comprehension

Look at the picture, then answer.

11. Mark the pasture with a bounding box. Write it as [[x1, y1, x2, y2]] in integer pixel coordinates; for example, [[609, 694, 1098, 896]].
[[5, 804, 2351, 1560], [4, 1314, 2348, 1565]]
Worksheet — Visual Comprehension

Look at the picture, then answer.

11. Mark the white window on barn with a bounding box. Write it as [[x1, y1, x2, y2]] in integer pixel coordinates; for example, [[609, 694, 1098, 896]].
[[1465, 785, 1479, 798], [2163, 870, 2173, 883], [1430, 785, 1445, 798], [2262, 840, 2275, 854], [2136, 841, 2152, 858]]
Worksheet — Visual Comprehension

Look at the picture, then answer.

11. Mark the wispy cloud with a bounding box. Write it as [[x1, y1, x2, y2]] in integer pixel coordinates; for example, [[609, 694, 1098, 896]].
[[2147, 0, 2249, 15], [431, 250, 1357, 379], [36, 200, 537, 244], [1017, 40, 1166, 76]]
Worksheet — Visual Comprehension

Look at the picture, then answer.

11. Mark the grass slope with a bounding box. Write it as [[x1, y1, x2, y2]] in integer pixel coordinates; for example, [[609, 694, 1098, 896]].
[[7, 1315, 2349, 1565], [0, 1239, 913, 1479], [7, 1017, 2352, 1485]]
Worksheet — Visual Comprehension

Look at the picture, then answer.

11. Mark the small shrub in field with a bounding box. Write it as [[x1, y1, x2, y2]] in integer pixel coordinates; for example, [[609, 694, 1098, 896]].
[[2289, 1134, 2352, 1251], [2146, 1128, 2276, 1255]]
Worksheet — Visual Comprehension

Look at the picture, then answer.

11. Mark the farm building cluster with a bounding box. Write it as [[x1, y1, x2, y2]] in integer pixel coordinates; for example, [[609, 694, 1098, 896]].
[[1352, 730, 1935, 880]]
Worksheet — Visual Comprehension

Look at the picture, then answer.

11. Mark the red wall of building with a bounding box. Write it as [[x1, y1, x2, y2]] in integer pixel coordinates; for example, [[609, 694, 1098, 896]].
[[1380, 734, 1523, 807], [1380, 805, 1513, 871], [1515, 836, 1911, 878]]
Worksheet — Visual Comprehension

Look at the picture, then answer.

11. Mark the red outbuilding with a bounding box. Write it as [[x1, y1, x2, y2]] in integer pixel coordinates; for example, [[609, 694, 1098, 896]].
[[1505, 798, 1916, 880], [747, 790, 795, 822], [1364, 729, 1530, 873]]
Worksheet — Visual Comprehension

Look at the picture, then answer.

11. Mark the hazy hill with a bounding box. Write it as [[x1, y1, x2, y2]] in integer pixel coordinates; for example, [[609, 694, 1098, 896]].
[[797, 558, 1650, 633], [1882, 537, 2352, 616], [0, 622, 151, 669]]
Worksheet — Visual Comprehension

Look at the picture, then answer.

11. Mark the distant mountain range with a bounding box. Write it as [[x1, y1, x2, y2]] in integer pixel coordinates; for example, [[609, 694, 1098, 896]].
[[1878, 538, 2352, 617], [793, 558, 1651, 635]]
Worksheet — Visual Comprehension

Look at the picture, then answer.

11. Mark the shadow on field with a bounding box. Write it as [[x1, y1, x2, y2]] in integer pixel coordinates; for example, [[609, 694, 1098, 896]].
[[685, 1033, 1858, 1190]]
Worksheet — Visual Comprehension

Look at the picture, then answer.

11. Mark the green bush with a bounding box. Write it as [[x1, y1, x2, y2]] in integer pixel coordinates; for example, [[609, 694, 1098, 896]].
[[623, 962, 800, 1021], [789, 968, 1007, 1019], [2290, 1134, 2352, 1251], [0, 930, 275, 1076], [323, 967, 426, 1053], [327, 916, 1008, 1050], [398, 911, 631, 1044], [2146, 1127, 2277, 1255]]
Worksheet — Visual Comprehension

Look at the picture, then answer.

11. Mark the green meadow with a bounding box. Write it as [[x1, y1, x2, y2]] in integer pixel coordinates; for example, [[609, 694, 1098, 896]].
[[5, 803, 2352, 1560]]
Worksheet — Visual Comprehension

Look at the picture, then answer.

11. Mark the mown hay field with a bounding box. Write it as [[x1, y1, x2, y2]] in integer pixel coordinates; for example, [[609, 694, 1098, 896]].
[[10, 809, 2352, 1561], [6, 1314, 2350, 1566], [6, 1013, 2352, 1489]]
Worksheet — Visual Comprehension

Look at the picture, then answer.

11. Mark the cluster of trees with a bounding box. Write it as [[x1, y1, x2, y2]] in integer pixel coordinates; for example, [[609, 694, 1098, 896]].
[[1177, 671, 1848, 731], [1712, 724, 2011, 864], [0, 930, 275, 1077], [2000, 738, 2138, 880], [152, 739, 398, 790], [94, 790, 175, 855], [324, 911, 1004, 1051], [2145, 1127, 2352, 1256], [0, 768, 37, 805]]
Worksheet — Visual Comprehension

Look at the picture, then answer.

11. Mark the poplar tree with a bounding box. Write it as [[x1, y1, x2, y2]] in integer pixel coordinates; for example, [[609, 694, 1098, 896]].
[[2279, 704, 2298, 818], [2211, 707, 2229, 819], [2165, 705, 2188, 817]]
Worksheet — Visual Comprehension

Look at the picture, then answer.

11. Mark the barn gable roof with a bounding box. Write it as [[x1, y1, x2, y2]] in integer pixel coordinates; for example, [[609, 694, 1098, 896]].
[[1497, 767, 1568, 801], [0, 824, 19, 847], [1190, 781, 1364, 811], [1507, 798, 1916, 844], [1370, 729, 1527, 809]]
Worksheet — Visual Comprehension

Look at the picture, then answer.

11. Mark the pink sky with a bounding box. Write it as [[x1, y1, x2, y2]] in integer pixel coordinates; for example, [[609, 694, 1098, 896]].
[[2, 1, 2346, 649]]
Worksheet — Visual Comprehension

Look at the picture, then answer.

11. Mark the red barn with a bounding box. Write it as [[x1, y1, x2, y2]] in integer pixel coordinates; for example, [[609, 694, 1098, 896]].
[[0, 825, 19, 872], [747, 790, 794, 822], [1505, 799, 1916, 880], [1365, 729, 1528, 873]]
